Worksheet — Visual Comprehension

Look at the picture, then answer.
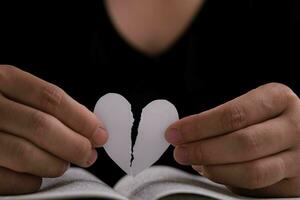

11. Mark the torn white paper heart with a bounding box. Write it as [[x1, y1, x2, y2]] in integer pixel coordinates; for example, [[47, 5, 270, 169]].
[[94, 93, 179, 176]]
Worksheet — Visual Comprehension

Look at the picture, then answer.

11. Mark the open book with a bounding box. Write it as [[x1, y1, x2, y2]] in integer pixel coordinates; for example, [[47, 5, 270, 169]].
[[1, 166, 300, 200]]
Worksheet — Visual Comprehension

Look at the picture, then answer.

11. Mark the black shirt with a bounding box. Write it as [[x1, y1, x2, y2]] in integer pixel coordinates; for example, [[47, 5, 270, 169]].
[[1, 0, 300, 186]]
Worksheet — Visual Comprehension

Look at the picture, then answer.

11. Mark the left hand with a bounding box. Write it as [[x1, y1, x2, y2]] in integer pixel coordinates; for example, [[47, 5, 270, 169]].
[[165, 83, 300, 198]]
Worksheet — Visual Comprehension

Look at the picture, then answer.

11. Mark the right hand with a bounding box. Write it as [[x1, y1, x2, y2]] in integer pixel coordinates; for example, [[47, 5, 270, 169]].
[[0, 65, 108, 195]]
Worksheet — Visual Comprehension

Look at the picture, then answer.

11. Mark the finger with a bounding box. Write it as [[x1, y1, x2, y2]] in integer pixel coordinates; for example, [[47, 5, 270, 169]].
[[0, 95, 97, 167], [0, 167, 42, 195], [0, 65, 107, 147], [228, 177, 300, 198], [198, 150, 297, 190], [166, 83, 296, 145], [0, 131, 69, 177], [174, 116, 295, 165]]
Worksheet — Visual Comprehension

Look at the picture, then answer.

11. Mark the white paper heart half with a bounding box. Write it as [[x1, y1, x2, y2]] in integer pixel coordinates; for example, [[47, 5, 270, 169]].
[[131, 100, 179, 176], [94, 93, 133, 175], [94, 93, 179, 176]]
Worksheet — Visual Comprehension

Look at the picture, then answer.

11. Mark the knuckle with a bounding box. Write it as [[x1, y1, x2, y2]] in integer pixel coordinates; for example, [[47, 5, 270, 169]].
[[244, 162, 267, 189], [221, 103, 247, 131], [264, 82, 293, 95], [12, 142, 33, 171], [73, 139, 92, 165], [30, 111, 51, 138], [0, 65, 16, 85], [277, 157, 287, 178], [14, 142, 30, 159], [194, 142, 208, 164], [188, 144, 201, 164], [39, 84, 64, 113], [235, 130, 259, 159], [286, 114, 300, 139], [195, 144, 203, 163], [261, 83, 296, 109], [0, 65, 16, 73]]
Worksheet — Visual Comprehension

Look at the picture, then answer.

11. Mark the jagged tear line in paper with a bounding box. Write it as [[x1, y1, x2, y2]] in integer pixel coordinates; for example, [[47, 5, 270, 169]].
[[129, 103, 141, 169], [129, 105, 135, 175]]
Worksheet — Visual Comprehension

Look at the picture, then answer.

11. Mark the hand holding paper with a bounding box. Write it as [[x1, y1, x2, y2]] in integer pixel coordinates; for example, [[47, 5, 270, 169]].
[[0, 66, 108, 195], [166, 83, 300, 198]]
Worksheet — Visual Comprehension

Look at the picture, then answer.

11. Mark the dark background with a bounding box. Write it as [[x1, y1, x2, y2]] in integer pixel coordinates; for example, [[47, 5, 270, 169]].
[[1, 0, 300, 186]]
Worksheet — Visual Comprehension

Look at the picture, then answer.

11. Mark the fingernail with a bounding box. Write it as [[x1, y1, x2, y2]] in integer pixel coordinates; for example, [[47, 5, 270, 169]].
[[87, 149, 98, 166], [175, 146, 189, 164], [193, 165, 204, 176], [198, 166, 204, 176], [92, 127, 108, 147], [165, 128, 182, 144]]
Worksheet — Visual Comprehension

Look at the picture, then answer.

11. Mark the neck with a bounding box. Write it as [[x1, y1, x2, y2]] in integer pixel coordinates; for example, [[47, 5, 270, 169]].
[[105, 0, 205, 56]]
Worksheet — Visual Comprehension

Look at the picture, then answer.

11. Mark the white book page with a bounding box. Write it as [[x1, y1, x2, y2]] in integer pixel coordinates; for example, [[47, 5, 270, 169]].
[[0, 167, 127, 200], [114, 166, 300, 200]]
